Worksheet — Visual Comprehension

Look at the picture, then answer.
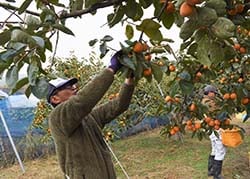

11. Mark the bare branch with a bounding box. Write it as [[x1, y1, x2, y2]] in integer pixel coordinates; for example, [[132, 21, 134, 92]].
[[49, 30, 60, 70], [0, 0, 127, 20], [0, 21, 24, 24], [60, 0, 126, 19], [0, 2, 40, 16]]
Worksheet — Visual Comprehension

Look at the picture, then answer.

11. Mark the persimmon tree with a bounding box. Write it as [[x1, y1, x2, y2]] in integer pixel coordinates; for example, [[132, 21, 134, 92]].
[[0, 0, 249, 140], [30, 53, 171, 142]]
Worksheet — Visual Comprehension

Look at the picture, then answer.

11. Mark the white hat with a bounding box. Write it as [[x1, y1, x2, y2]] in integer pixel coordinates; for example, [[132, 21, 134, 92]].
[[47, 77, 78, 103]]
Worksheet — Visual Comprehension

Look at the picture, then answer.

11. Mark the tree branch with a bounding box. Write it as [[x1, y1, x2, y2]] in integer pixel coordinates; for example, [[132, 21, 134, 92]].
[[60, 0, 126, 19], [0, 0, 127, 19], [0, 2, 40, 16]]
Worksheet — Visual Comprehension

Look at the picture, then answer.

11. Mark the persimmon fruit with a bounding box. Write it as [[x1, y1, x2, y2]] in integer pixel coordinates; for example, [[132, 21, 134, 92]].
[[133, 42, 144, 53], [230, 92, 237, 100], [186, 0, 201, 6], [165, 2, 175, 14], [180, 2, 194, 17], [143, 68, 152, 76], [168, 64, 176, 72]]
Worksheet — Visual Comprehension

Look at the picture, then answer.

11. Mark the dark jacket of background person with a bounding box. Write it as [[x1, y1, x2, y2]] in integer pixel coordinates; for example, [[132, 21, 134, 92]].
[[49, 69, 135, 179]]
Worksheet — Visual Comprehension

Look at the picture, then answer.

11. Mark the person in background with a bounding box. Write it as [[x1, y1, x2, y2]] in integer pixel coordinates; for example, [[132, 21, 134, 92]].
[[47, 51, 135, 179], [202, 85, 226, 179]]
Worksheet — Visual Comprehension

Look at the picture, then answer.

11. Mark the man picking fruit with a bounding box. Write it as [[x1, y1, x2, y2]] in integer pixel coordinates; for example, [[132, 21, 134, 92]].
[[47, 51, 135, 179]]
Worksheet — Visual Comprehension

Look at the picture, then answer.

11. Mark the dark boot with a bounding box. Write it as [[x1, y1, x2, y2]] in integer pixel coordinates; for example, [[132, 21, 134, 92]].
[[208, 155, 215, 176], [213, 160, 223, 179]]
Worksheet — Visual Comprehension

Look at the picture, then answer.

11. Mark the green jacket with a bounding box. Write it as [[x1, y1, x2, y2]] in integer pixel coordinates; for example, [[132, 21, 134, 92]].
[[49, 69, 134, 179]]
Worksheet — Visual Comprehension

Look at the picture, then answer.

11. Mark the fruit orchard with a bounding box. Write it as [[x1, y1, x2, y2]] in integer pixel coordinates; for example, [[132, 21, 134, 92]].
[[0, 0, 250, 141]]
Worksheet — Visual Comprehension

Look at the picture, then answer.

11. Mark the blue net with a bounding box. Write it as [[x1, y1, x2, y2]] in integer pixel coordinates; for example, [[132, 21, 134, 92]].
[[0, 96, 36, 137]]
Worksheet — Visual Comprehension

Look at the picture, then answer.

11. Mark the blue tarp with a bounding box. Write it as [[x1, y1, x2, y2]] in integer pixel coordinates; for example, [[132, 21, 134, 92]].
[[119, 116, 169, 138], [0, 96, 36, 137]]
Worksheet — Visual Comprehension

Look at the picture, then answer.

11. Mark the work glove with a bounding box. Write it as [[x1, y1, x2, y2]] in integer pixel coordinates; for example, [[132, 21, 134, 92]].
[[108, 50, 123, 74]]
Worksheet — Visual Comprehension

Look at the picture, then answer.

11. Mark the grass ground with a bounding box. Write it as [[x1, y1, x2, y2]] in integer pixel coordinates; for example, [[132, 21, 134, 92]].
[[0, 120, 249, 179]]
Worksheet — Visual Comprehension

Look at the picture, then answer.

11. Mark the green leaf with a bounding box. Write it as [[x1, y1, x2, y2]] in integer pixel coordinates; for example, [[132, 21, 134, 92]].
[[178, 71, 191, 81], [9, 42, 27, 51], [194, 28, 208, 42], [18, 0, 33, 14], [101, 35, 113, 42], [10, 77, 29, 95], [0, 62, 10, 74], [99, 42, 108, 58], [52, 24, 75, 35], [25, 85, 31, 98], [0, 49, 18, 61], [108, 6, 125, 28], [48, 0, 59, 5], [89, 39, 98, 46], [134, 59, 144, 81], [45, 38, 53, 51], [197, 131, 203, 141], [41, 10, 56, 24], [187, 43, 198, 56], [180, 40, 193, 51], [32, 36, 45, 48], [124, 1, 143, 21], [211, 17, 235, 39], [179, 80, 194, 95], [76, 0, 84, 10], [125, 25, 134, 40], [1, 42, 26, 62], [69, 0, 84, 12], [85, 0, 102, 8], [36, 48, 46, 62], [133, 4, 144, 21], [223, 45, 236, 61], [6, 65, 19, 88], [25, 15, 41, 30], [139, 0, 153, 9], [136, 19, 163, 41], [216, 111, 229, 120], [205, 0, 227, 16], [31, 77, 48, 99], [28, 60, 39, 86], [11, 29, 36, 46], [150, 46, 165, 53], [151, 63, 163, 83], [0, 30, 11, 46], [120, 56, 136, 71], [209, 42, 225, 65], [197, 35, 212, 67], [161, 12, 175, 29], [169, 80, 180, 97], [179, 19, 198, 41], [174, 13, 185, 27], [196, 7, 218, 27]]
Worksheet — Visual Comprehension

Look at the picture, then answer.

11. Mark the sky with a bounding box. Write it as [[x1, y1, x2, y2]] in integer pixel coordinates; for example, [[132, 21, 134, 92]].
[[47, 5, 182, 65]]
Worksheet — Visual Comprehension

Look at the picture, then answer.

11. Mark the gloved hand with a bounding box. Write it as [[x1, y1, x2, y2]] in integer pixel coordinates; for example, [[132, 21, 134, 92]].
[[108, 50, 123, 74]]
